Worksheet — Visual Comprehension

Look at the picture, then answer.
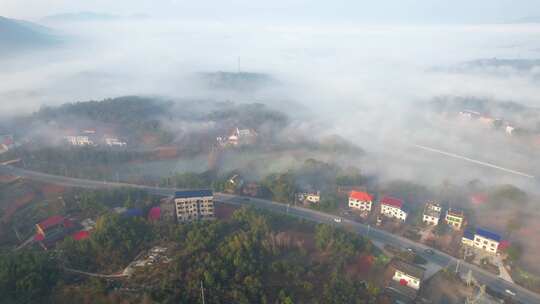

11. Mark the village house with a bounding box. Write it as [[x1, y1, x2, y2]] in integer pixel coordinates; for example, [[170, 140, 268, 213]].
[[242, 182, 261, 197], [348, 190, 373, 212], [422, 202, 441, 226], [225, 174, 244, 193], [34, 215, 77, 249], [173, 190, 215, 223], [104, 136, 127, 147], [337, 185, 365, 197], [65, 135, 93, 146], [458, 110, 481, 120], [297, 191, 321, 204], [380, 196, 408, 221], [461, 228, 501, 254], [217, 127, 257, 147], [385, 259, 425, 302], [505, 124, 515, 135], [478, 115, 495, 126], [390, 259, 425, 290], [445, 208, 465, 230]]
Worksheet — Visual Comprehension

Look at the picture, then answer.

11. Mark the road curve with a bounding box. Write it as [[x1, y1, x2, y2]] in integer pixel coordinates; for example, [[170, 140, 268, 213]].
[[1, 165, 538, 303]]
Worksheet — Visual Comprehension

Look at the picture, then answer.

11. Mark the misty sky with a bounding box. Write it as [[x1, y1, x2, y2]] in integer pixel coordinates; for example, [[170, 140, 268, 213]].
[[3, 0, 540, 24]]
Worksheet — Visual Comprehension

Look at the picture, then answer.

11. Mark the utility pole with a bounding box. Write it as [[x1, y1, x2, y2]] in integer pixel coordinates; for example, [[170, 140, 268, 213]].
[[455, 259, 461, 274], [200, 280, 206, 304]]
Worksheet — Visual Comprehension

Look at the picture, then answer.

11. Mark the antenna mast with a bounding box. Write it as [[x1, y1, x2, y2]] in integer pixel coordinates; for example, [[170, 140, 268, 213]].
[[200, 280, 206, 304]]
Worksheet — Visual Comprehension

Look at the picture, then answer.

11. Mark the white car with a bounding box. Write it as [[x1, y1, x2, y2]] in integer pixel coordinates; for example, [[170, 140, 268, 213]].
[[505, 289, 516, 297], [334, 217, 342, 223]]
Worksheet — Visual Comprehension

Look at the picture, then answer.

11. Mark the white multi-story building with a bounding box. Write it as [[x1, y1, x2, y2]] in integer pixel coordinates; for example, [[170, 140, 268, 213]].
[[297, 191, 321, 204], [380, 196, 407, 221], [104, 137, 127, 147], [461, 228, 501, 254], [174, 190, 215, 223], [422, 202, 441, 226], [348, 191, 373, 212], [65, 135, 93, 146], [445, 208, 465, 230], [218, 128, 257, 147]]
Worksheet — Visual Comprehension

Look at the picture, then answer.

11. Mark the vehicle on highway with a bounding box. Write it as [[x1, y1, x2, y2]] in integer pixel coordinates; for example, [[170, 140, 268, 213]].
[[334, 217, 342, 223], [424, 248, 434, 255], [406, 247, 416, 253], [505, 289, 517, 297], [241, 197, 250, 201]]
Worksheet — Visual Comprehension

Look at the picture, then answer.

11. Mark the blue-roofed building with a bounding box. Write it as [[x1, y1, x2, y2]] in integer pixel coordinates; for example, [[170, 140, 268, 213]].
[[461, 230, 475, 247], [173, 189, 214, 223], [461, 227, 502, 254], [123, 208, 143, 218], [475, 228, 502, 242]]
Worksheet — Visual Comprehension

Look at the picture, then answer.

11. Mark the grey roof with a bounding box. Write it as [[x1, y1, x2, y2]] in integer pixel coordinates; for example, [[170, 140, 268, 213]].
[[391, 259, 425, 279], [174, 189, 213, 198], [386, 280, 418, 301]]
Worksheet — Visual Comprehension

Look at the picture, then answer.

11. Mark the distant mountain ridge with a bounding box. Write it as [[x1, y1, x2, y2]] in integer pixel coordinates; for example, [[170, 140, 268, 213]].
[[0, 16, 61, 55], [508, 16, 540, 24], [41, 11, 150, 23]]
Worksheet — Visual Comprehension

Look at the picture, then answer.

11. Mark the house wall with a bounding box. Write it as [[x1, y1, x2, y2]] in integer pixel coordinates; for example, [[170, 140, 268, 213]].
[[445, 214, 463, 229], [393, 270, 421, 290], [349, 199, 372, 211], [174, 195, 214, 223], [423, 214, 439, 225], [306, 195, 320, 203], [381, 204, 407, 221], [473, 235, 499, 254]]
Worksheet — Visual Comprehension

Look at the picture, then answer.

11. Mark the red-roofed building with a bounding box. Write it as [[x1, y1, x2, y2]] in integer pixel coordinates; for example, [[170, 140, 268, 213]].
[[148, 207, 161, 221], [470, 193, 487, 205], [349, 191, 373, 212], [36, 215, 65, 236], [34, 233, 45, 242], [380, 196, 408, 221], [72, 230, 90, 241]]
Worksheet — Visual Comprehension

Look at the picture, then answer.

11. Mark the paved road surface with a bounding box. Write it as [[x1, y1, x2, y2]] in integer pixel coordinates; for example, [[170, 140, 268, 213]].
[[1, 165, 538, 303]]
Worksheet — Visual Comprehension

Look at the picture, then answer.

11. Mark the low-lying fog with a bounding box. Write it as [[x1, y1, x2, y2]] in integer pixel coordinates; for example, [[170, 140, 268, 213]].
[[2, 18, 540, 191]]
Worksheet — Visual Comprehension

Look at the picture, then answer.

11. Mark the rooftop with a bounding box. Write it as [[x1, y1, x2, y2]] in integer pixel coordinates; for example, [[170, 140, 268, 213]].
[[37, 215, 65, 230], [174, 189, 213, 199], [446, 208, 464, 218], [423, 203, 441, 217], [476, 228, 502, 242], [463, 230, 475, 240], [380, 196, 404, 209], [386, 280, 418, 301], [349, 191, 373, 202], [390, 259, 425, 279]]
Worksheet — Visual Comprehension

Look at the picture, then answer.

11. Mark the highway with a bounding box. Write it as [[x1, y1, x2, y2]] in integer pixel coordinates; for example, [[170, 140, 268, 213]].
[[1, 164, 539, 303]]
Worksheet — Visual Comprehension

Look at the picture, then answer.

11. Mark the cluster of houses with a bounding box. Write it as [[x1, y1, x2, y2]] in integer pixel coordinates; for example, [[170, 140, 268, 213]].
[[33, 215, 92, 250], [64, 129, 127, 147], [0, 134, 14, 154], [458, 110, 517, 136], [348, 191, 408, 221], [217, 127, 257, 147], [347, 191, 504, 256], [33, 190, 216, 250]]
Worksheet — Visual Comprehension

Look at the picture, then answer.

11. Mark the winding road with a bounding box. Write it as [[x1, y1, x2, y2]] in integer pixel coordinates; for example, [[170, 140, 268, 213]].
[[1, 164, 538, 303]]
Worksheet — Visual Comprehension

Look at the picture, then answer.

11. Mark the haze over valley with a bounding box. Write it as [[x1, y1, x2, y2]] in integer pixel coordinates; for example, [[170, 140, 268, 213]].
[[2, 1, 540, 303]]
